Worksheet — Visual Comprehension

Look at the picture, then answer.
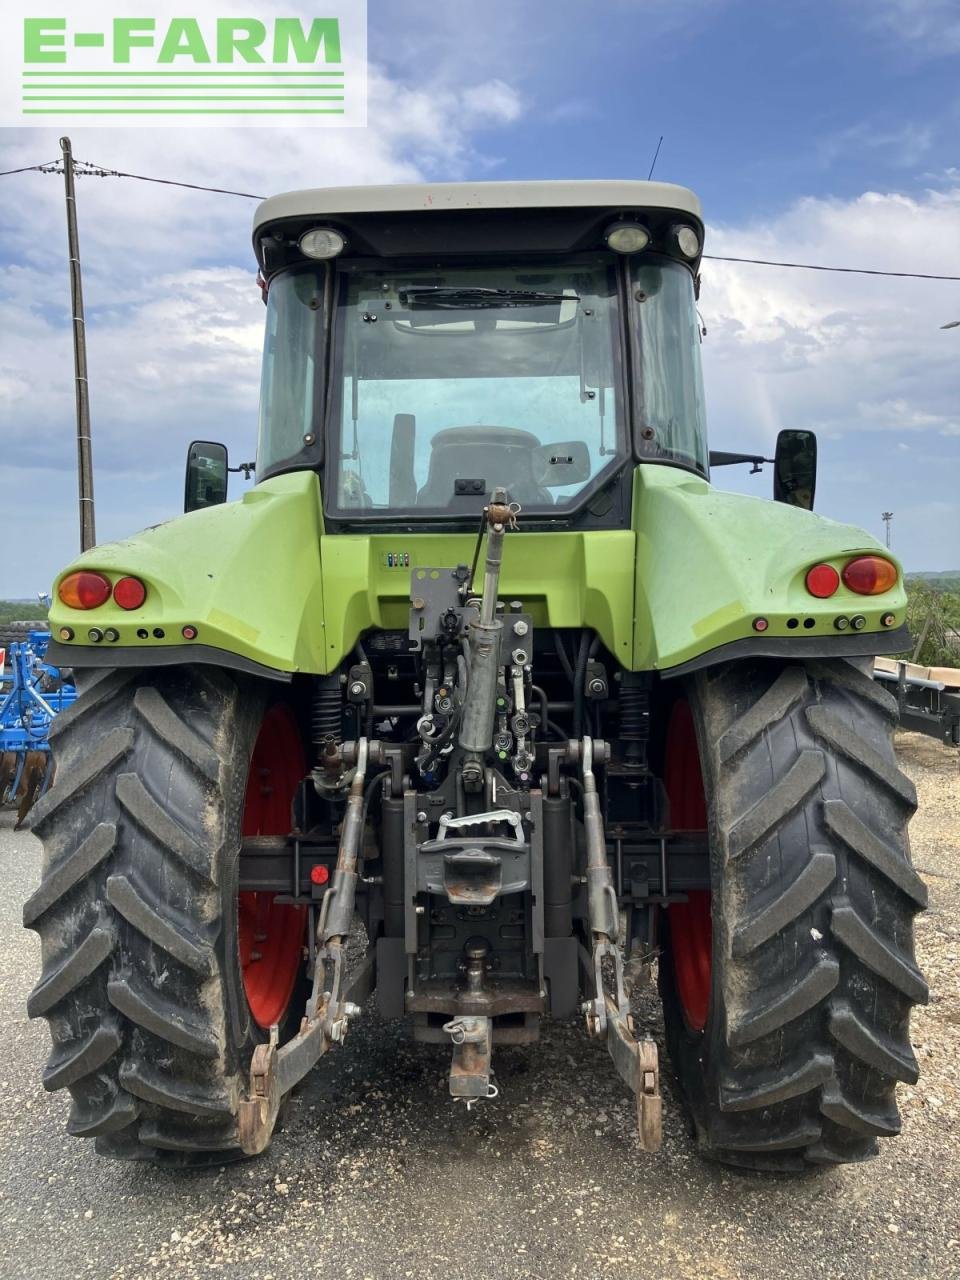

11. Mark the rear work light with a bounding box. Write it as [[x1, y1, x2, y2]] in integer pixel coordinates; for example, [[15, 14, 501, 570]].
[[113, 576, 147, 610], [58, 571, 111, 610], [842, 556, 898, 595], [805, 563, 840, 598], [605, 222, 651, 254]]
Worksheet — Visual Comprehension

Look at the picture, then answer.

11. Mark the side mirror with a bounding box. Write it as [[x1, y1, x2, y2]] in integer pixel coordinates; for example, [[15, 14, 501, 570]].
[[533, 440, 592, 487], [773, 429, 817, 510], [185, 441, 229, 513]]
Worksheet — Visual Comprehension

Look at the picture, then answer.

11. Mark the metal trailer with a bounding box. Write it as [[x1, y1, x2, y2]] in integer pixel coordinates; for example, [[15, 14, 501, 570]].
[[874, 658, 960, 747]]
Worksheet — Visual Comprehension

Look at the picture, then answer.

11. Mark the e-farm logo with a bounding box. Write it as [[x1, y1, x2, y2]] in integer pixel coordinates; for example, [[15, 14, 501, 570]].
[[0, 3, 367, 127]]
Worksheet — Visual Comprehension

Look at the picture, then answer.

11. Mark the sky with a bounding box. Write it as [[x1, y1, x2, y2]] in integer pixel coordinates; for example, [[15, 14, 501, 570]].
[[0, 0, 958, 597]]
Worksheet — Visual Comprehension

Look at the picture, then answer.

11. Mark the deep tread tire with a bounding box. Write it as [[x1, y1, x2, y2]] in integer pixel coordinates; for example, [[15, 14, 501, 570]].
[[24, 666, 300, 1165], [660, 658, 928, 1171]]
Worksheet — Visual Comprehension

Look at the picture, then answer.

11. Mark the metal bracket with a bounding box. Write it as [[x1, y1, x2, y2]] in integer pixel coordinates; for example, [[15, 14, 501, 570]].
[[574, 734, 664, 1153], [237, 741, 375, 1157], [443, 1015, 497, 1103], [235, 946, 376, 1156], [604, 996, 662, 1152], [237, 1025, 281, 1156], [578, 736, 628, 1038], [434, 808, 524, 842]]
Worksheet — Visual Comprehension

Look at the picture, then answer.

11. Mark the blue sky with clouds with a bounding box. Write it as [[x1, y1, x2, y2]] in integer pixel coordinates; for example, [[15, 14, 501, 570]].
[[1, 0, 958, 597]]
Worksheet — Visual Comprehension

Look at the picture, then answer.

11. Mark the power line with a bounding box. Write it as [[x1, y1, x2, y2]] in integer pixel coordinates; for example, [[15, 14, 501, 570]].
[[2, 155, 960, 280], [75, 158, 265, 201], [0, 159, 61, 177], [703, 254, 960, 282], [0, 154, 264, 200]]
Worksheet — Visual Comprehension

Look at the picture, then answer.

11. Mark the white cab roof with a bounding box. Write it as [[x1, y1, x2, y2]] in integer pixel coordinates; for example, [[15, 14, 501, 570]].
[[254, 180, 702, 231]]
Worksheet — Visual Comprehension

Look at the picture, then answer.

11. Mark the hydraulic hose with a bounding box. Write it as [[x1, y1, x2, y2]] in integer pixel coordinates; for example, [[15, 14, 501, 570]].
[[554, 632, 575, 685], [531, 683, 567, 742], [572, 632, 591, 739]]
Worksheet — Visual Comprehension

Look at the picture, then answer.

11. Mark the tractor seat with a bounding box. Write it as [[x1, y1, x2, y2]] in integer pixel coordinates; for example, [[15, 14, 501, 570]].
[[417, 426, 554, 507]]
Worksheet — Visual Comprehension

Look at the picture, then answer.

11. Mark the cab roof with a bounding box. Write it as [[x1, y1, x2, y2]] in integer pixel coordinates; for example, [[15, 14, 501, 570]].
[[253, 179, 702, 232]]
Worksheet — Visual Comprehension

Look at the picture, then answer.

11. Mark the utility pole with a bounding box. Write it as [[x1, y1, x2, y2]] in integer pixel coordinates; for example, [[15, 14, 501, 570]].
[[881, 511, 893, 549], [60, 136, 96, 552]]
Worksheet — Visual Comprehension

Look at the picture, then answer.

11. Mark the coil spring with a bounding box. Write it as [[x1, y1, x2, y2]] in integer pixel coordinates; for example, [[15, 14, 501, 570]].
[[619, 676, 650, 765], [312, 674, 343, 749]]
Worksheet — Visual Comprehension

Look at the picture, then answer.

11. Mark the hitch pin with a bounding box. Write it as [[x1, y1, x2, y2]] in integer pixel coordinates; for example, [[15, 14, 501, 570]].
[[459, 1083, 499, 1112]]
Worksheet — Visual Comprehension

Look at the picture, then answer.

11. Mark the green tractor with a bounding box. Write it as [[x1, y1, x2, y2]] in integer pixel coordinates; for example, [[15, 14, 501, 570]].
[[26, 180, 927, 1170]]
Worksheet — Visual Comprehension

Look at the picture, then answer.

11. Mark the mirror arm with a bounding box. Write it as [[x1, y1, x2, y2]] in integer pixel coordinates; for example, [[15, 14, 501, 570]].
[[709, 451, 774, 469], [229, 462, 256, 480]]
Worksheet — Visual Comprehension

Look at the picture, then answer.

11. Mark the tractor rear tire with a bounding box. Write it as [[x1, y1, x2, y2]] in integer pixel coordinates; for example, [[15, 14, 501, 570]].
[[659, 658, 928, 1171], [24, 666, 307, 1165]]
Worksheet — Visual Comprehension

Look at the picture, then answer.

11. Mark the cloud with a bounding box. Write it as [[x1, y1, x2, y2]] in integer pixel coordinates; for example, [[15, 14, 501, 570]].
[[857, 0, 960, 56], [2, 109, 960, 594], [701, 184, 960, 443], [0, 68, 528, 450], [460, 80, 523, 126], [818, 120, 936, 170], [370, 0, 728, 137], [0, 54, 533, 594], [701, 183, 960, 567]]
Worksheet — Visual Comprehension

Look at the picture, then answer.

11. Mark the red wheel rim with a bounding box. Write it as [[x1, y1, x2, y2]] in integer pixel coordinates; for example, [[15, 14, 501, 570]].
[[664, 699, 712, 1033], [239, 705, 307, 1029]]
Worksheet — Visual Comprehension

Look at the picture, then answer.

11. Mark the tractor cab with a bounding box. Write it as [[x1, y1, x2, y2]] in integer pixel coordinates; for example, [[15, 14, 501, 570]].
[[248, 181, 708, 528]]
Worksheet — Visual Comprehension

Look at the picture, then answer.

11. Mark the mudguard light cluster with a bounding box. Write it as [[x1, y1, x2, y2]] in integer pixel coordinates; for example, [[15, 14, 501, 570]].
[[805, 555, 898, 599], [57, 572, 147, 610]]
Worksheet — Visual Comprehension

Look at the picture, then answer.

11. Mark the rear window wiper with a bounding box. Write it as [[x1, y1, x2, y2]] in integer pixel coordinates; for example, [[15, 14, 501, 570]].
[[397, 287, 579, 310]]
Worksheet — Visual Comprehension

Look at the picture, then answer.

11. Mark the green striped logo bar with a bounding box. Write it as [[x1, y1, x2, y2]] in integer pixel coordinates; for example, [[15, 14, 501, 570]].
[[2, 5, 367, 127]]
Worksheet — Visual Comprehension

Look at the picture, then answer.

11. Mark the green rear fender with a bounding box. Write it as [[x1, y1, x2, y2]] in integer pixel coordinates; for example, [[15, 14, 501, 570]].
[[48, 465, 907, 679], [48, 472, 327, 674], [633, 465, 907, 671], [47, 471, 637, 676]]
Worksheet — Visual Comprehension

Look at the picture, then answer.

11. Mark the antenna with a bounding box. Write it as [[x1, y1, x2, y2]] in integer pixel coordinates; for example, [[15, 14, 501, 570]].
[[647, 135, 664, 181], [881, 511, 894, 549]]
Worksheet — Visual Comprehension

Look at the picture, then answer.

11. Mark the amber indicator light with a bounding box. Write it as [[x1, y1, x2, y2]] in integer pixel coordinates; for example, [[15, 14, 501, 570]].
[[842, 556, 898, 595], [57, 572, 111, 610]]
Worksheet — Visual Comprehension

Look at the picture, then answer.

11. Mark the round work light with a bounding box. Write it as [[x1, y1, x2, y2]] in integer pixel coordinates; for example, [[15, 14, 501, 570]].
[[604, 222, 651, 254], [674, 225, 701, 259], [299, 227, 346, 260]]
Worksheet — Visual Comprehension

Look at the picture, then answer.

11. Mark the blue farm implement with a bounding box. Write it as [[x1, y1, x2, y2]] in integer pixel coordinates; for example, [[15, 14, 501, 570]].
[[0, 631, 76, 827]]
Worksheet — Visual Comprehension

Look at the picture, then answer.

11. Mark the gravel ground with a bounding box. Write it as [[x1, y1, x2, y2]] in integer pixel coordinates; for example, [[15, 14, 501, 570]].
[[0, 732, 957, 1280]]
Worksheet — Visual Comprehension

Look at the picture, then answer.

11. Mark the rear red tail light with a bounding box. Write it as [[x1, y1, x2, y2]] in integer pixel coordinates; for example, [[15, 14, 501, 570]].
[[58, 572, 111, 611], [113, 576, 147, 610], [842, 556, 898, 595], [805, 563, 840, 598]]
